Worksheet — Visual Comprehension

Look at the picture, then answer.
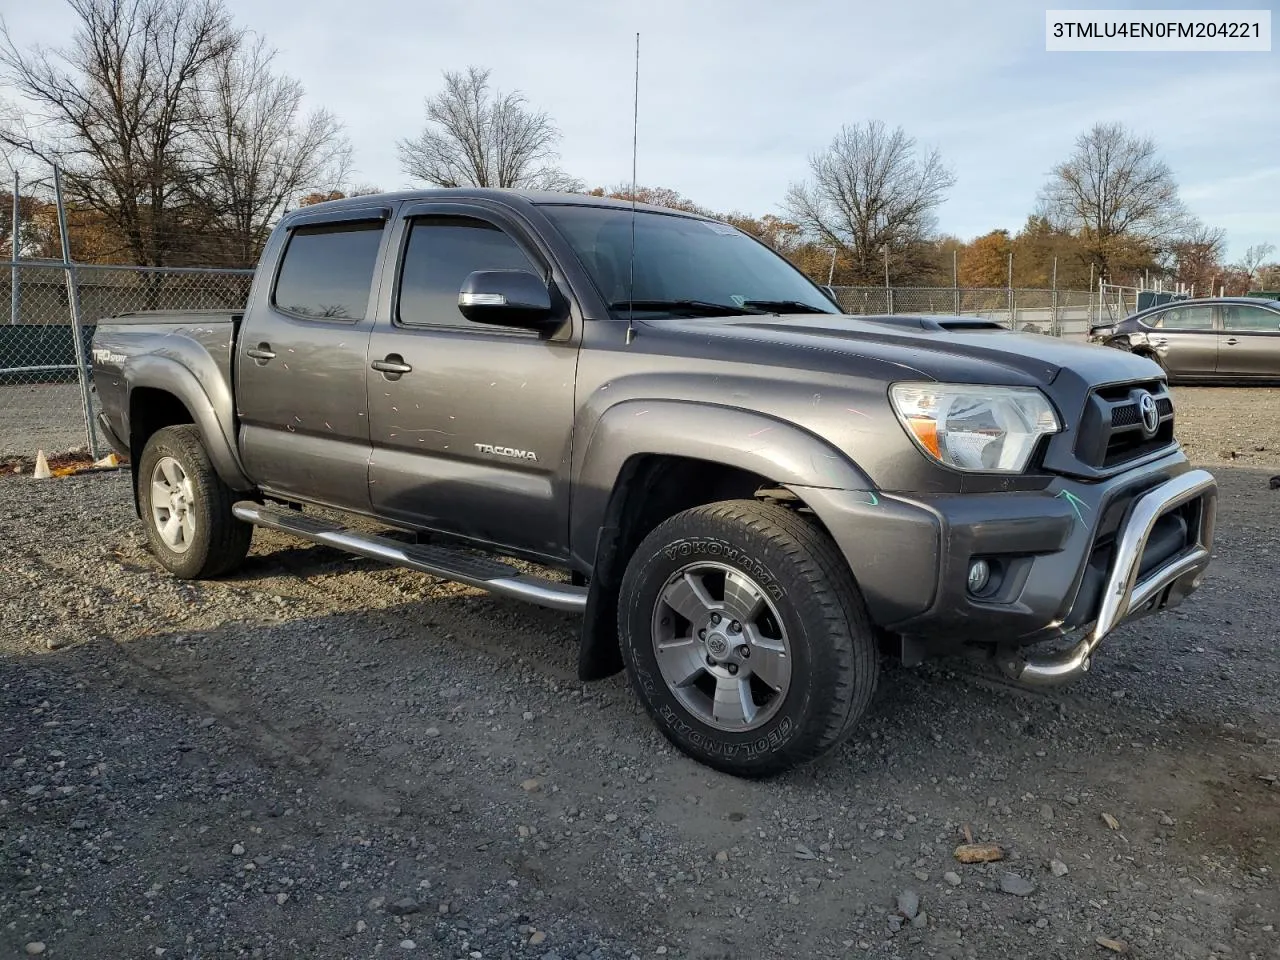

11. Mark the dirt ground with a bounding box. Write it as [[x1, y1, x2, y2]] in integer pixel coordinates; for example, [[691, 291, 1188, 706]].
[[2, 387, 1278, 960]]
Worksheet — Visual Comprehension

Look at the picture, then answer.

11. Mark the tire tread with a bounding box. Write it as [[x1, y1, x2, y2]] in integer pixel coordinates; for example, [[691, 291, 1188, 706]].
[[619, 499, 878, 777]]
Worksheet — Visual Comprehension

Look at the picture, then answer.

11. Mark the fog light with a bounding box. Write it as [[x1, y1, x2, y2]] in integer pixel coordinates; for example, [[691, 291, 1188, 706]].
[[967, 559, 991, 595]]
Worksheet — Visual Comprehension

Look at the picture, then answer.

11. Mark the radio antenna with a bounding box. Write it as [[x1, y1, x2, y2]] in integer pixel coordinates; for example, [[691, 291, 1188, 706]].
[[625, 31, 640, 346]]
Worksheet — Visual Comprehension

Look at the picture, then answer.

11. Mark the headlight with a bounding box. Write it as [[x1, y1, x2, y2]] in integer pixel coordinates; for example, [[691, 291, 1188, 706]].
[[889, 383, 1061, 473]]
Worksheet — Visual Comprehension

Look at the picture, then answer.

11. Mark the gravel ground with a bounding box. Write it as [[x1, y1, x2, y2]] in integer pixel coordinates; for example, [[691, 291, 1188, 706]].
[[0, 384, 100, 460], [2, 386, 1278, 960]]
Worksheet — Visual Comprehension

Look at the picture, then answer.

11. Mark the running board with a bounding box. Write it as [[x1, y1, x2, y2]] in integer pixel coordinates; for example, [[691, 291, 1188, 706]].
[[232, 502, 587, 613]]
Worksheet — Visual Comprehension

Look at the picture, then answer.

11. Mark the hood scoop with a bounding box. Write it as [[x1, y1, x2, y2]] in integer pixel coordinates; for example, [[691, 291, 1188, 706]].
[[858, 315, 1009, 334]]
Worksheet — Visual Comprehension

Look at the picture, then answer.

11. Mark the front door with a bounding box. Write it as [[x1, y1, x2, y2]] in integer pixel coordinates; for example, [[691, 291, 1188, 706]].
[[1216, 301, 1280, 378], [1144, 303, 1217, 378], [366, 204, 578, 559], [236, 206, 390, 510]]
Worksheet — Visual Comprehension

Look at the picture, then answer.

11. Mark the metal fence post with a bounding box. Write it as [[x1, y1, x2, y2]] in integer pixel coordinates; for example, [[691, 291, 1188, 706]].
[[1006, 251, 1014, 327], [883, 245, 892, 313], [1050, 256, 1059, 337], [53, 166, 98, 458], [952, 249, 959, 315], [9, 171, 17, 325], [1088, 264, 1095, 325]]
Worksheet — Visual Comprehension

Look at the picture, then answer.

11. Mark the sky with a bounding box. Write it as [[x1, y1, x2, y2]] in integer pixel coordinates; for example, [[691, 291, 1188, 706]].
[[2, 0, 1278, 260]]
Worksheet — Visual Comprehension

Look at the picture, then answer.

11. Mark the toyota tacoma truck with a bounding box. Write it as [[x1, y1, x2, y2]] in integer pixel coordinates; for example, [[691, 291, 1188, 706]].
[[91, 189, 1218, 777]]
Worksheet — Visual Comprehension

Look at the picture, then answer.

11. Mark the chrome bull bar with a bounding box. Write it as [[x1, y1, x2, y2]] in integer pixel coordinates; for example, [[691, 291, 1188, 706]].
[[1002, 468, 1217, 686]]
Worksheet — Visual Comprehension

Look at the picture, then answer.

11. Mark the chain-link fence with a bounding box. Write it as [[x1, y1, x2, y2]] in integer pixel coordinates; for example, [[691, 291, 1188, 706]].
[[829, 286, 1097, 337], [1, 260, 253, 459]]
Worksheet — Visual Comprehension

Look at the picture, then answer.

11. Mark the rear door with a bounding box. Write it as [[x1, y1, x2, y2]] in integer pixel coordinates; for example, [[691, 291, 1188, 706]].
[[1142, 304, 1217, 378], [365, 202, 579, 559], [236, 205, 391, 510], [1216, 302, 1280, 378]]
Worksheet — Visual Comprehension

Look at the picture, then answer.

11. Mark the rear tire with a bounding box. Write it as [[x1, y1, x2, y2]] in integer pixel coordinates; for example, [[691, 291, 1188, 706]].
[[618, 500, 878, 777], [138, 425, 252, 579]]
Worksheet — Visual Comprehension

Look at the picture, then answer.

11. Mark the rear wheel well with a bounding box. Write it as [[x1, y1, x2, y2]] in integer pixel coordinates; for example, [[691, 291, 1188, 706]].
[[128, 387, 196, 511], [1130, 346, 1168, 377], [577, 454, 813, 681]]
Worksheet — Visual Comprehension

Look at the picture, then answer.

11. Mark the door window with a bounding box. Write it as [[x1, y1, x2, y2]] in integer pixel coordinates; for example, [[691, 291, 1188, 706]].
[[1221, 304, 1280, 332], [272, 220, 384, 320], [398, 216, 541, 328], [1148, 306, 1214, 330]]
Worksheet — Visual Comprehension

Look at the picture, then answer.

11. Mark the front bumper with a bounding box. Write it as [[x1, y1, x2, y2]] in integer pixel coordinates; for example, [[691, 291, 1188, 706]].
[[792, 451, 1217, 678], [998, 467, 1214, 684]]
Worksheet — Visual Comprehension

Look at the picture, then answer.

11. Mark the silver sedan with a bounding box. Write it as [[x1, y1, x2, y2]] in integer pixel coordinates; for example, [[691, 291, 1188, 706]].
[[1089, 297, 1280, 382]]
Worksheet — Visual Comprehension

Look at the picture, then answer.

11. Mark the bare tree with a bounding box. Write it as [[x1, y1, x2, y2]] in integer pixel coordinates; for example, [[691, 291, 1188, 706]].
[[0, 0, 242, 266], [590, 184, 705, 213], [1040, 122, 1187, 281], [784, 121, 955, 285], [189, 36, 352, 265], [398, 67, 581, 191], [1168, 220, 1227, 293], [1236, 242, 1276, 286]]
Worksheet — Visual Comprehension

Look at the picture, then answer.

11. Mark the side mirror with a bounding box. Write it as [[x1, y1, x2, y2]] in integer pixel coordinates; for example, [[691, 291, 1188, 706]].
[[458, 270, 554, 328]]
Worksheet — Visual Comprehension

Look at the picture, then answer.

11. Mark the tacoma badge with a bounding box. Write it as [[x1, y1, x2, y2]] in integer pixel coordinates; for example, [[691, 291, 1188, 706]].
[[474, 443, 539, 462]]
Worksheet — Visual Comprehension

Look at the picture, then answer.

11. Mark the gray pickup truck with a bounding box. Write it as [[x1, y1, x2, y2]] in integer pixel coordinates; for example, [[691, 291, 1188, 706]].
[[92, 189, 1218, 776]]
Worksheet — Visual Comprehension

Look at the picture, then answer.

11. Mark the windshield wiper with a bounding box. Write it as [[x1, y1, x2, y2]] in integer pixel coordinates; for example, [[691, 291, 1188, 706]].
[[740, 299, 838, 315], [607, 299, 764, 317]]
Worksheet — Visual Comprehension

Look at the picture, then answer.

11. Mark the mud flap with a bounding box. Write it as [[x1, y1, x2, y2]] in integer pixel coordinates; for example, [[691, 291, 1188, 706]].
[[578, 525, 625, 681]]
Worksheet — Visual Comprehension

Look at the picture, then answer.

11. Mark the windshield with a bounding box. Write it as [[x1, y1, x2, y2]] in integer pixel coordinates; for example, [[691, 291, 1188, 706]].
[[540, 205, 840, 318]]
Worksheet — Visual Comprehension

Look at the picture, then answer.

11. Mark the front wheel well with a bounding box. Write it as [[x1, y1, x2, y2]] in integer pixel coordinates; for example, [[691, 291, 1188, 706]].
[[608, 455, 785, 554], [576, 454, 818, 681]]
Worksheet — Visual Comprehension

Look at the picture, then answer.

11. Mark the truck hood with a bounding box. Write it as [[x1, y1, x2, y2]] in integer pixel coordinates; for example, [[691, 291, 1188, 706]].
[[644, 314, 1162, 388]]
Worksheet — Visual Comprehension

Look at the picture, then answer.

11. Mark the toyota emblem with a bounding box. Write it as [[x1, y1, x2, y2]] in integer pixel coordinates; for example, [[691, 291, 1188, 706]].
[[1138, 393, 1160, 436]]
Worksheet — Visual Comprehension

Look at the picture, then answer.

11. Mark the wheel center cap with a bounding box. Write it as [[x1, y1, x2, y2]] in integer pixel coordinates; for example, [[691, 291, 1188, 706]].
[[706, 633, 729, 658]]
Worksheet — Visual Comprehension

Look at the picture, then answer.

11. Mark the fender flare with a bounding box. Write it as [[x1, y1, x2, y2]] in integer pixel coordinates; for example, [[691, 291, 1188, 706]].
[[570, 398, 873, 565], [122, 355, 253, 491], [570, 398, 878, 681]]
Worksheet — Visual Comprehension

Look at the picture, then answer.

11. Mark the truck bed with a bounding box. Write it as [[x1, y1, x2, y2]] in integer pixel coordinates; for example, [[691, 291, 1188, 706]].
[[92, 310, 241, 457]]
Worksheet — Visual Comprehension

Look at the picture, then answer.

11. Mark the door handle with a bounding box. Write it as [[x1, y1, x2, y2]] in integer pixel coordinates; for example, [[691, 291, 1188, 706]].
[[371, 355, 413, 375], [1225, 338, 1239, 345], [245, 343, 276, 362]]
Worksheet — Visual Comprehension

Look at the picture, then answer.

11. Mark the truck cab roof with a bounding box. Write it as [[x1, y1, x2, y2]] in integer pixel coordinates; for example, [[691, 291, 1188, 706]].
[[285, 188, 712, 222]]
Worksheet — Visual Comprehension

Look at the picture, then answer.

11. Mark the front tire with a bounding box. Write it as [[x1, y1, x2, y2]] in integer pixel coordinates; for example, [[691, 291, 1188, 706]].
[[618, 500, 878, 777], [138, 425, 252, 579]]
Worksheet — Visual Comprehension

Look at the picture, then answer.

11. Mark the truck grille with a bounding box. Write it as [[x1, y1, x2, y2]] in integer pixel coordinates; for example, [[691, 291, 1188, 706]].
[[1111, 397, 1174, 428], [1075, 380, 1176, 470]]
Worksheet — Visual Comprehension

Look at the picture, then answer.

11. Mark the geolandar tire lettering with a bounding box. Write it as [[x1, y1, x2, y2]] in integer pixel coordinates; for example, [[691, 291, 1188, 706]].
[[138, 425, 253, 580], [618, 500, 879, 778]]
